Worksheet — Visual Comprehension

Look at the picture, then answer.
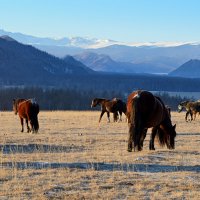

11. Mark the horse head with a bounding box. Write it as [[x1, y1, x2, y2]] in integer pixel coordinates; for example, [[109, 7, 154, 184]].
[[91, 98, 99, 108], [168, 124, 176, 149], [177, 104, 183, 113], [91, 98, 106, 108], [178, 101, 189, 113], [13, 99, 26, 115], [12, 99, 18, 115]]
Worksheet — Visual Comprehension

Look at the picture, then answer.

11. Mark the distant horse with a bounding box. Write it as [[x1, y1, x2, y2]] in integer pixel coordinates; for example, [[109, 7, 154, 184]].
[[91, 98, 127, 123], [178, 100, 200, 121], [13, 99, 39, 133], [126, 90, 176, 152]]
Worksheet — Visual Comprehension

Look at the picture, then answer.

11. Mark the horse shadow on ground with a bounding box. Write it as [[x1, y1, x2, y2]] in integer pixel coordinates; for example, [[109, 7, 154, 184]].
[[0, 162, 199, 173], [0, 144, 84, 154]]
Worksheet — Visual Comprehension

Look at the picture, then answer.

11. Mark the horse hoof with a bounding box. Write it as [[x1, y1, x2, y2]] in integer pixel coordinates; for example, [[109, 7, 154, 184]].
[[127, 148, 132, 152]]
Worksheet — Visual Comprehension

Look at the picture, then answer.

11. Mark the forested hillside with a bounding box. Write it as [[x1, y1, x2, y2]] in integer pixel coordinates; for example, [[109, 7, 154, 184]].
[[0, 87, 189, 111]]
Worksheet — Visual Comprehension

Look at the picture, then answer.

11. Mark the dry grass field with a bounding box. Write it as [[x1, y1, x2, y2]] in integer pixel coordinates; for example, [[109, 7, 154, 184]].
[[0, 111, 199, 200]]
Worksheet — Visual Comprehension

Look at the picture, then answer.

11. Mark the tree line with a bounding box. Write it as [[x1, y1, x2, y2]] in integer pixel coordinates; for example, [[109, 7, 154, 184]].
[[0, 87, 190, 111]]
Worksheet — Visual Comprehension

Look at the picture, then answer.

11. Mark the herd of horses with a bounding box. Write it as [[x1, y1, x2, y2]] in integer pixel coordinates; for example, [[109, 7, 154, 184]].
[[91, 90, 176, 152], [11, 90, 199, 153]]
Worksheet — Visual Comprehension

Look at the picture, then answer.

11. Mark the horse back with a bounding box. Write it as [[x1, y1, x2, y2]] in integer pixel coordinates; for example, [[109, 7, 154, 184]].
[[127, 90, 166, 127], [18, 101, 39, 119]]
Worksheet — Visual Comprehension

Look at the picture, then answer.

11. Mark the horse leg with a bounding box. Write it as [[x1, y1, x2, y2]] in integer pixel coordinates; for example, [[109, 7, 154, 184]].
[[99, 111, 105, 123], [190, 111, 193, 121], [149, 127, 158, 150], [20, 118, 24, 132], [185, 112, 189, 122], [193, 112, 196, 121], [26, 119, 31, 133], [118, 111, 122, 122], [127, 123, 134, 152], [138, 128, 147, 151], [106, 112, 110, 123]]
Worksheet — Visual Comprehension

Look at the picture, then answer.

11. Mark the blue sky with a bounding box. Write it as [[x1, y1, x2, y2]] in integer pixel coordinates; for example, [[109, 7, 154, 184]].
[[0, 0, 200, 42]]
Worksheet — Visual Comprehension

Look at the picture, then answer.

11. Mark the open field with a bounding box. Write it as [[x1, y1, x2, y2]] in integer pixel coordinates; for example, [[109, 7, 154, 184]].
[[0, 111, 199, 200]]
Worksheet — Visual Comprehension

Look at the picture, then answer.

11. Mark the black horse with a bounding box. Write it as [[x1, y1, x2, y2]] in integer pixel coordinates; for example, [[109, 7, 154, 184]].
[[91, 98, 127, 123]]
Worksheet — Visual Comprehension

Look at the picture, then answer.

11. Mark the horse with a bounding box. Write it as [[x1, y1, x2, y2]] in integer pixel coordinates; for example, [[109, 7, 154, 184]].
[[178, 100, 200, 121], [126, 90, 176, 152], [91, 98, 127, 123], [13, 99, 40, 133]]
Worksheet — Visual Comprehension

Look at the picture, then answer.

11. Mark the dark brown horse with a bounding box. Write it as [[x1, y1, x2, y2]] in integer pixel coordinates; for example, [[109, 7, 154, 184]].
[[91, 98, 127, 123], [126, 90, 176, 152], [13, 99, 39, 133]]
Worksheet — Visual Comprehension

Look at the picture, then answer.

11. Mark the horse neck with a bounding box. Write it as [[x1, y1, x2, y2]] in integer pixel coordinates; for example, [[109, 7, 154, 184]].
[[183, 101, 190, 107], [15, 99, 25, 110]]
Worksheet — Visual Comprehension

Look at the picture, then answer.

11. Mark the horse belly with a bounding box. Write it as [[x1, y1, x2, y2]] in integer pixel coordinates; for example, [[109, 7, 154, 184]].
[[145, 104, 164, 128], [106, 107, 115, 113], [19, 112, 28, 119]]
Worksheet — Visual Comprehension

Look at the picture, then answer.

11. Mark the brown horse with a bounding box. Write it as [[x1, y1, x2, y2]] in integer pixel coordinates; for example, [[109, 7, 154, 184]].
[[13, 99, 39, 133], [91, 98, 127, 123], [126, 90, 176, 152], [178, 100, 200, 121]]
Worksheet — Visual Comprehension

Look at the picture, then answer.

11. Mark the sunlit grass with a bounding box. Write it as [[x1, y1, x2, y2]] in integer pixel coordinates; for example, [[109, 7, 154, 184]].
[[0, 111, 199, 199]]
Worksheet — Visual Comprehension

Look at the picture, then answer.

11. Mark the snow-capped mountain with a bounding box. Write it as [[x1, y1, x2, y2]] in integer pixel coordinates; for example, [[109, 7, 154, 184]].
[[0, 29, 119, 48], [1, 29, 197, 49]]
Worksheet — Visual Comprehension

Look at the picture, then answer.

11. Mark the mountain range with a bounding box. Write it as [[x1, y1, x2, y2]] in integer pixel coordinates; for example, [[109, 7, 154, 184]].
[[0, 29, 117, 48], [1, 34, 200, 92], [1, 29, 200, 74], [1, 29, 200, 78]]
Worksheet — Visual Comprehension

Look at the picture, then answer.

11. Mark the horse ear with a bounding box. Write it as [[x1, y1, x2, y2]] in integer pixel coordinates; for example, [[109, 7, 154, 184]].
[[173, 124, 176, 129]]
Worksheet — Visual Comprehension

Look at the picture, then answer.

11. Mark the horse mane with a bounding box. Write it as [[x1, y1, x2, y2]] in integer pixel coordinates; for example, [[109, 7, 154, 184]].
[[156, 128, 168, 147]]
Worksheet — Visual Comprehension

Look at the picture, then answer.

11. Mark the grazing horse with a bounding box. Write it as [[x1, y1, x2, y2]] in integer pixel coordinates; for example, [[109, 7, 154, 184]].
[[13, 99, 39, 133], [91, 98, 127, 123], [178, 100, 200, 121], [126, 90, 176, 152]]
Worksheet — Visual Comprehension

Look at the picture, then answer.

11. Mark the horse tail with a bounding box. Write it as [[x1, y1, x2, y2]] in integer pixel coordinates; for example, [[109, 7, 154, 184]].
[[32, 116, 39, 133], [30, 103, 40, 133], [130, 93, 142, 150]]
